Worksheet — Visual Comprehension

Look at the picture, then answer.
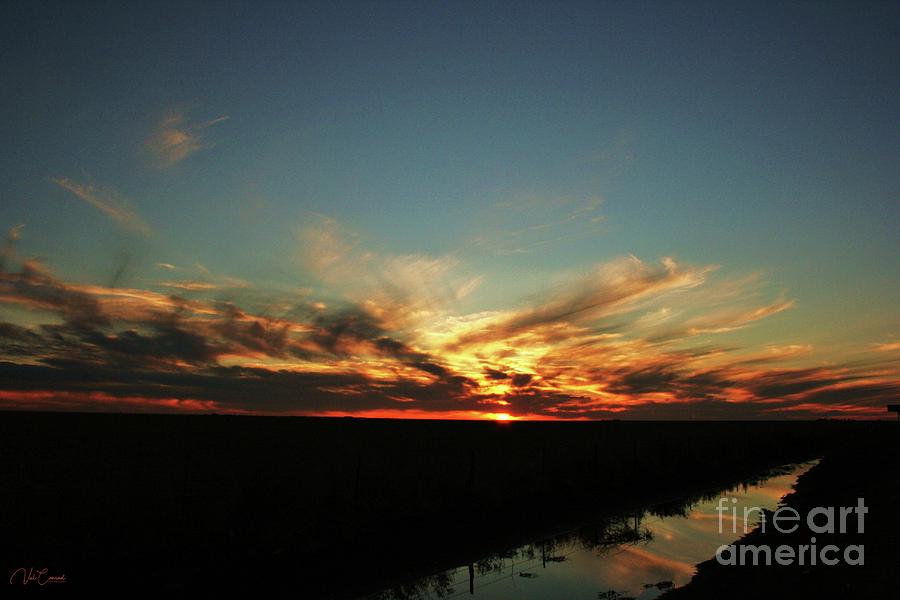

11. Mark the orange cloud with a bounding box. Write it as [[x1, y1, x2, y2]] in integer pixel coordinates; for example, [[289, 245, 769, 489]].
[[146, 109, 228, 168]]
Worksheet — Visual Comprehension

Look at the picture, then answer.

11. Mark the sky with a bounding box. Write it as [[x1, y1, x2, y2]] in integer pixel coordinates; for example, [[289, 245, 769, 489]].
[[0, 1, 897, 419]]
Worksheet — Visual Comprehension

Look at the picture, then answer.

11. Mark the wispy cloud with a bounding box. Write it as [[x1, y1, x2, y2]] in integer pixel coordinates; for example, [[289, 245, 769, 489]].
[[0, 224, 24, 271], [468, 196, 606, 255], [873, 341, 900, 352], [146, 109, 228, 168], [51, 177, 151, 235], [447, 255, 711, 349], [296, 213, 481, 330]]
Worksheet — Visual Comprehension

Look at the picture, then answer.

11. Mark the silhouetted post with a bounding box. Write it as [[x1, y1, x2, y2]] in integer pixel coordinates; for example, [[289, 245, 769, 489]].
[[469, 563, 474, 594]]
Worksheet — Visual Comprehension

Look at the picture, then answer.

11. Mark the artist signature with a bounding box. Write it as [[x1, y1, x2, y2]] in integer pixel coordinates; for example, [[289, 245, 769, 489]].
[[9, 567, 66, 585]]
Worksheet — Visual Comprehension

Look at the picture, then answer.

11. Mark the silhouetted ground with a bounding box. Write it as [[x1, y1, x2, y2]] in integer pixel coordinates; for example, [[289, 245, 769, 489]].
[[0, 412, 877, 597], [664, 424, 900, 599]]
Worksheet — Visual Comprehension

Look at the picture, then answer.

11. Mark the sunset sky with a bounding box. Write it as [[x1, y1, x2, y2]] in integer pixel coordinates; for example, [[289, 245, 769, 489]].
[[1, 1, 897, 419]]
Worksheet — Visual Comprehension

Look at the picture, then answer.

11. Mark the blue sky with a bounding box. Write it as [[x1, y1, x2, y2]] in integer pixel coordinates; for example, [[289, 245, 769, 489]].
[[0, 1, 897, 418]]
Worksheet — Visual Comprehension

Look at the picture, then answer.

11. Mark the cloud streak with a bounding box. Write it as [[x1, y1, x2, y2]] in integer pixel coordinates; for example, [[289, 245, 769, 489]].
[[52, 178, 151, 235], [467, 196, 607, 255]]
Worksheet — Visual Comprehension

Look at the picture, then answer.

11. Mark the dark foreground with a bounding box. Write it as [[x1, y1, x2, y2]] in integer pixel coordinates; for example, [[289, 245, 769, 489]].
[[0, 412, 891, 597]]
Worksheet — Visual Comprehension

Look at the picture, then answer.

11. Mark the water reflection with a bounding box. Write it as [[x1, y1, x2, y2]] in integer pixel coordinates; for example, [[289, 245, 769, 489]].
[[363, 462, 815, 600]]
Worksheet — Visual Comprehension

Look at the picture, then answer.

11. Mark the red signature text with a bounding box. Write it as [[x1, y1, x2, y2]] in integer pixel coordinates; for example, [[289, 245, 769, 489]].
[[9, 567, 66, 585]]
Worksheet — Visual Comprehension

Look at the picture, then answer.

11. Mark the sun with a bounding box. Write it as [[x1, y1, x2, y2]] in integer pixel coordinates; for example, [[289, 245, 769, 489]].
[[493, 413, 513, 422]]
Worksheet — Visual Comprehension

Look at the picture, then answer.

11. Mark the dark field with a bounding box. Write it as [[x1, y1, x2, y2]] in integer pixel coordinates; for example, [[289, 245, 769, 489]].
[[0, 413, 889, 596]]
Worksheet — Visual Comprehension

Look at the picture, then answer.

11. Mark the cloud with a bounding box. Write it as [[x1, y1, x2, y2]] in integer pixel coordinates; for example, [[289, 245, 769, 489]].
[[0, 224, 24, 272], [676, 299, 795, 337], [1, 259, 110, 330], [296, 214, 480, 330], [448, 255, 711, 349], [0, 254, 477, 403], [0, 236, 895, 419], [873, 341, 900, 352], [467, 196, 606, 255], [511, 373, 533, 387], [158, 281, 219, 291], [0, 268, 485, 414], [146, 110, 228, 168], [52, 177, 151, 235]]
